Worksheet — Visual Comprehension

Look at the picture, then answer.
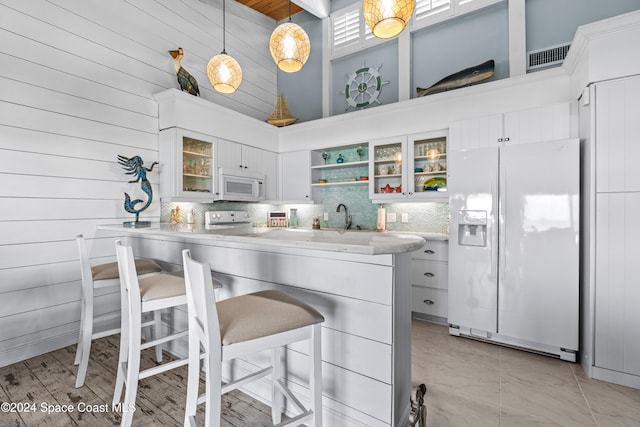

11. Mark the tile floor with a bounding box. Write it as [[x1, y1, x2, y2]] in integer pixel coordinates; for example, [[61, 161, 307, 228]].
[[411, 319, 640, 426]]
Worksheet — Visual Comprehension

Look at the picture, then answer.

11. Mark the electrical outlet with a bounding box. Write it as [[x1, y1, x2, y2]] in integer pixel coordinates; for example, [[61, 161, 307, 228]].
[[401, 212, 409, 223], [323, 212, 329, 221], [387, 212, 397, 223]]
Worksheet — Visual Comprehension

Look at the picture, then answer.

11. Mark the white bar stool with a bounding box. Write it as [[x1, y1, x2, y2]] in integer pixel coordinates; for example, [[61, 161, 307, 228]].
[[182, 249, 324, 427], [74, 234, 163, 388], [114, 240, 190, 427]]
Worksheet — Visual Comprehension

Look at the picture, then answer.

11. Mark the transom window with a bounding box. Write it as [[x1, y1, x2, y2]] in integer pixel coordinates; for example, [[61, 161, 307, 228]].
[[330, 0, 503, 59]]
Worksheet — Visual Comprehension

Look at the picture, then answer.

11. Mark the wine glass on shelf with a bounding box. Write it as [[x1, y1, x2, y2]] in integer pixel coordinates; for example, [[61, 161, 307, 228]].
[[322, 152, 330, 164], [356, 146, 364, 160]]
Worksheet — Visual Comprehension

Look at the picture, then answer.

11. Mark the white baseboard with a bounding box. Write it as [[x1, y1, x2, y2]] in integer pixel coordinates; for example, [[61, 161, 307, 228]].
[[592, 366, 640, 390], [0, 315, 120, 368], [0, 330, 79, 368]]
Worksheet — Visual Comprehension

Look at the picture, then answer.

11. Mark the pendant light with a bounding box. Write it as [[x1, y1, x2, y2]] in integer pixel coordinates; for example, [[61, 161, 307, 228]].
[[207, 0, 242, 93], [269, 0, 311, 73], [363, 0, 415, 39]]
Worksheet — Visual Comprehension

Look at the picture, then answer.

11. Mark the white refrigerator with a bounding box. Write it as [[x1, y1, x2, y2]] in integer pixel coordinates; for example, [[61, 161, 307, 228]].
[[448, 138, 579, 361]]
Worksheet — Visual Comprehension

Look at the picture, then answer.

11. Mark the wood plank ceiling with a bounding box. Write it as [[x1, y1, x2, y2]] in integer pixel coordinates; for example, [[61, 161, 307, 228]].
[[235, 0, 304, 21]]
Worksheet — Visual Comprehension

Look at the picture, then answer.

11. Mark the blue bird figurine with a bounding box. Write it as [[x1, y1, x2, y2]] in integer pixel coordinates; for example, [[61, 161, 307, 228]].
[[169, 47, 200, 96]]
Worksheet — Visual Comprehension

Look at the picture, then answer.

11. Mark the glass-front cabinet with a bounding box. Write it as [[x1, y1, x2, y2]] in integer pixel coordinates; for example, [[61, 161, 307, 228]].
[[410, 131, 447, 196], [159, 128, 217, 201], [182, 136, 214, 194], [369, 130, 448, 202], [369, 136, 406, 202]]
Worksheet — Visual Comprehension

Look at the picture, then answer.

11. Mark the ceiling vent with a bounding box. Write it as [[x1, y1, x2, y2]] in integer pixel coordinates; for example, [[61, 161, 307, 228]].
[[527, 43, 571, 70]]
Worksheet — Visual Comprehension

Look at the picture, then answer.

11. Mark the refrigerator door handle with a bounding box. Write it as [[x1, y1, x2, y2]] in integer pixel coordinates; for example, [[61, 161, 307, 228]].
[[498, 163, 506, 282], [490, 173, 497, 277]]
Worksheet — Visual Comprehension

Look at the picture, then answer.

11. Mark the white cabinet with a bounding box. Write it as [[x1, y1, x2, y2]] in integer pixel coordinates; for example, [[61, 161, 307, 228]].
[[449, 103, 574, 151], [218, 140, 264, 172], [280, 150, 311, 202], [583, 76, 640, 388], [261, 150, 278, 201], [369, 130, 448, 203], [411, 240, 449, 321], [595, 77, 640, 193], [218, 139, 278, 201], [449, 113, 503, 151], [159, 128, 217, 201], [594, 192, 640, 376], [217, 139, 242, 171]]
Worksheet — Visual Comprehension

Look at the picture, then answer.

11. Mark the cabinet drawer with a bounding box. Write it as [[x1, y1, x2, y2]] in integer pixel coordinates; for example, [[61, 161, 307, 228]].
[[411, 286, 448, 318], [412, 240, 448, 262], [411, 260, 448, 290]]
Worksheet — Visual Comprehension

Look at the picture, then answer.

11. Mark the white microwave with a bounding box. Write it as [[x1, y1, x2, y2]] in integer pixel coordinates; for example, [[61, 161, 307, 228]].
[[218, 168, 265, 202]]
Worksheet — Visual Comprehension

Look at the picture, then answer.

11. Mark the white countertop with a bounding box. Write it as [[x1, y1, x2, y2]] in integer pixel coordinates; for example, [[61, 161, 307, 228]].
[[97, 223, 427, 255], [389, 230, 448, 241]]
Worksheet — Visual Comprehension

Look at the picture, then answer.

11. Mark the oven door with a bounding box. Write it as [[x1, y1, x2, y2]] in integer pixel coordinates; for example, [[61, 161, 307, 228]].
[[218, 169, 265, 201]]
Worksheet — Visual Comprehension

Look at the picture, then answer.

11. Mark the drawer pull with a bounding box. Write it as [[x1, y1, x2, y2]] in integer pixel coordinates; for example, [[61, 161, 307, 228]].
[[423, 299, 434, 305], [424, 272, 435, 277], [424, 249, 435, 254]]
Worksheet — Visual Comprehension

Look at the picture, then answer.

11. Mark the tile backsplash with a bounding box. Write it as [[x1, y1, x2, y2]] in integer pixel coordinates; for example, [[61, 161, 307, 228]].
[[161, 186, 449, 234]]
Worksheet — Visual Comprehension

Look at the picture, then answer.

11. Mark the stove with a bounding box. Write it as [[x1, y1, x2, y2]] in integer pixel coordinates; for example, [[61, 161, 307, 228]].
[[204, 210, 252, 230]]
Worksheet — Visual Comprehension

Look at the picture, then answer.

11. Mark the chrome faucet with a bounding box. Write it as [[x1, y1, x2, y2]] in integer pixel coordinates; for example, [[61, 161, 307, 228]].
[[336, 203, 352, 230]]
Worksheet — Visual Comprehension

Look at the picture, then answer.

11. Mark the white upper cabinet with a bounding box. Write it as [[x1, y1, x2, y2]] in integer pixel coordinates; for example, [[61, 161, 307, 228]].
[[280, 150, 311, 202], [595, 77, 640, 193], [449, 114, 503, 151], [218, 140, 268, 172], [504, 103, 574, 145], [261, 150, 278, 201], [450, 103, 575, 152], [369, 130, 448, 202], [369, 136, 409, 202], [155, 89, 280, 202], [159, 128, 217, 201], [217, 140, 243, 171], [217, 139, 278, 201]]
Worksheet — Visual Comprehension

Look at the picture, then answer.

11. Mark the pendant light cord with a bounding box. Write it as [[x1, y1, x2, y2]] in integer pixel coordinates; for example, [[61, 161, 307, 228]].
[[288, 0, 292, 22], [221, 0, 227, 54]]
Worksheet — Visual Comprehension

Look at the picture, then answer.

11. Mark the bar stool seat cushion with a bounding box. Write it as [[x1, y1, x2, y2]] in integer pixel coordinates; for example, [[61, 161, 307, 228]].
[[218, 290, 325, 345], [92, 258, 161, 281], [139, 274, 186, 302]]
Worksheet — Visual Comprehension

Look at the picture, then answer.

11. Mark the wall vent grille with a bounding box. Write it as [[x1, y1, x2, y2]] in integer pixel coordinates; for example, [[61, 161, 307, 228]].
[[527, 43, 571, 70]]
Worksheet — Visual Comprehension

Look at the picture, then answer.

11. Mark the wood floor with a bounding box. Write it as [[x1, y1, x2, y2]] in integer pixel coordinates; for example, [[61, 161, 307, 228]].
[[0, 334, 276, 426]]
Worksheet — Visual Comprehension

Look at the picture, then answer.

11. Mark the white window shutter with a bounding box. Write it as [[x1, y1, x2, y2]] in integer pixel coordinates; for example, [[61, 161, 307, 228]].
[[333, 8, 361, 49], [414, 0, 451, 22]]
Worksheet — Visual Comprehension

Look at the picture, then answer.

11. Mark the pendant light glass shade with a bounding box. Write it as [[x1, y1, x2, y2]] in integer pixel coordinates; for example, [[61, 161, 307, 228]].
[[269, 1, 310, 73], [208, 0, 242, 93], [363, 0, 415, 39], [207, 52, 242, 94]]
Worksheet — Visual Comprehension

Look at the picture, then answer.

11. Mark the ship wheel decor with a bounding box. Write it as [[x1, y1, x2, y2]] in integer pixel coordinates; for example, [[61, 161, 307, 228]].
[[342, 64, 389, 111]]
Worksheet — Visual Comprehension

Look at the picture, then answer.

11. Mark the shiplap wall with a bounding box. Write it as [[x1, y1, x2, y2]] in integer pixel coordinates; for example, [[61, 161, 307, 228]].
[[0, 0, 277, 367]]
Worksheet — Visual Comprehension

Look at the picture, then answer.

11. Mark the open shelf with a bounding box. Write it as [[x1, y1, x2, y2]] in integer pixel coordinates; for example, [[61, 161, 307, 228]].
[[312, 180, 368, 187], [311, 160, 368, 169]]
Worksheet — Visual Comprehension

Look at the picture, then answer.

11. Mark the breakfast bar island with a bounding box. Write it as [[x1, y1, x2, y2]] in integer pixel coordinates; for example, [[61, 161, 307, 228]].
[[97, 223, 424, 427]]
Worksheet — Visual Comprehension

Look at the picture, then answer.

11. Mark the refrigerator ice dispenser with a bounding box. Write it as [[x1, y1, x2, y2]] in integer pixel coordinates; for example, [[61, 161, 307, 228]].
[[457, 210, 487, 247]]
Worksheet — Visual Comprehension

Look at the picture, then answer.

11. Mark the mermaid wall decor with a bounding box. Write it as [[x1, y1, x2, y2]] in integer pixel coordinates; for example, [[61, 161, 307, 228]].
[[117, 155, 158, 228]]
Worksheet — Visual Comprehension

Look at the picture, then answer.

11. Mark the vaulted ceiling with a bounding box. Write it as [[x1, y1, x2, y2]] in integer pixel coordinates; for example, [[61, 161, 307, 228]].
[[235, 0, 304, 21]]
